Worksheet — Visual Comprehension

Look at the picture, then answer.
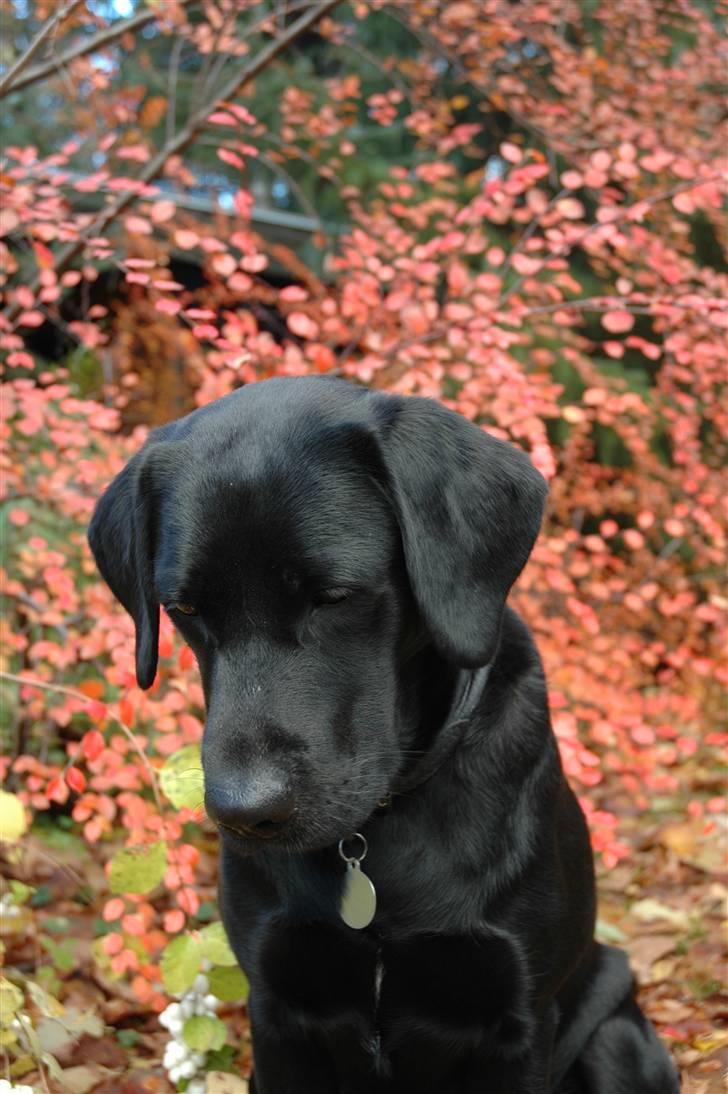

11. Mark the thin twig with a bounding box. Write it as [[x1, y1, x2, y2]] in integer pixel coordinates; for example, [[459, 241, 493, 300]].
[[261, 129, 345, 188], [199, 136, 327, 240], [166, 36, 185, 145], [517, 296, 720, 320], [0, 0, 198, 98], [499, 174, 723, 308], [191, 3, 237, 112], [195, 0, 322, 109], [3, 0, 344, 324], [499, 187, 568, 279], [0, 670, 164, 813], [0, 0, 83, 98]]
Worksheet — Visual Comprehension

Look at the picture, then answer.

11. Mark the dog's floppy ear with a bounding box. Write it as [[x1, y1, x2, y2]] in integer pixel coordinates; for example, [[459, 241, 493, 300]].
[[373, 396, 547, 667], [88, 440, 169, 690]]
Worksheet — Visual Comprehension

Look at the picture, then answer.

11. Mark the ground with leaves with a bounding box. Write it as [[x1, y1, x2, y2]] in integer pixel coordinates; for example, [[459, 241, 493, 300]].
[[1, 0, 726, 1091]]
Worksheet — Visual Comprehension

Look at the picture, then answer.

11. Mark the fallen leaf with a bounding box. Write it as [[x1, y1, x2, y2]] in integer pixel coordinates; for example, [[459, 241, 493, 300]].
[[650, 957, 677, 982], [58, 1065, 118, 1094], [627, 934, 676, 984], [630, 898, 691, 930], [206, 1073, 249, 1094], [679, 1079, 710, 1094]]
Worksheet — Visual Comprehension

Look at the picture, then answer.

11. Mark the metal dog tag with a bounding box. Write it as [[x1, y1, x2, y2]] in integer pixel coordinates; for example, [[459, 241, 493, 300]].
[[340, 862, 377, 930], [338, 833, 376, 930]]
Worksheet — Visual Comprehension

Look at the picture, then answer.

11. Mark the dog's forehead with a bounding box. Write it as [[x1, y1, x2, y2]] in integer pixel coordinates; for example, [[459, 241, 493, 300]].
[[156, 405, 396, 589]]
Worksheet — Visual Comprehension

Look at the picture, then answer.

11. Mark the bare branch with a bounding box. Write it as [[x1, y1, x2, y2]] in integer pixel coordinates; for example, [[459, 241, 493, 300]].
[[499, 174, 722, 308], [3, 0, 344, 323], [192, 0, 320, 111], [0, 0, 197, 99], [166, 35, 186, 144], [0, 0, 83, 98], [499, 187, 569, 279]]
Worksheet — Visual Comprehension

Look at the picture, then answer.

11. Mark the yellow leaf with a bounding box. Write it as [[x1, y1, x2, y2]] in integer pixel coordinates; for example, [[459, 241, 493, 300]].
[[160, 745, 204, 810], [206, 1073, 249, 1094], [692, 1029, 728, 1054], [0, 977, 24, 1024], [0, 790, 27, 843], [139, 95, 167, 129]]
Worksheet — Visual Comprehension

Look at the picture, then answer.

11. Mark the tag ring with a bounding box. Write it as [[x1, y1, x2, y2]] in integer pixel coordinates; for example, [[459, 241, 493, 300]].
[[338, 832, 368, 865]]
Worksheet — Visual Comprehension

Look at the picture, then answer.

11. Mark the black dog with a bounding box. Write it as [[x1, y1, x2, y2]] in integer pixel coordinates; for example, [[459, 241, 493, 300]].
[[89, 377, 679, 1093]]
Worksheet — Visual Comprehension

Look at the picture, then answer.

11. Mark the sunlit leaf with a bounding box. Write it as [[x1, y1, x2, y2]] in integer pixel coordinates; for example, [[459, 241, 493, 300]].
[[183, 1014, 227, 1052], [0, 791, 27, 843], [207, 964, 249, 1002], [160, 934, 202, 995], [199, 922, 237, 966], [159, 745, 204, 809], [109, 842, 167, 895]]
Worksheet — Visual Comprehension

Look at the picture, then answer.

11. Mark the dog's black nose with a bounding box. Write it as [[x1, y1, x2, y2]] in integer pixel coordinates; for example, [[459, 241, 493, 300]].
[[204, 774, 295, 839]]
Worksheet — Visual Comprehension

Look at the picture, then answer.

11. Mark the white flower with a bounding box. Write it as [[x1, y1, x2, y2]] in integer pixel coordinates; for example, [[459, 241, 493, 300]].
[[159, 974, 226, 1090], [0, 893, 21, 918]]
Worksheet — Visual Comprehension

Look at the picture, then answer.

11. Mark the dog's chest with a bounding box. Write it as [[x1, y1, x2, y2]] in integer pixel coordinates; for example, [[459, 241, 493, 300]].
[[259, 915, 528, 1085]]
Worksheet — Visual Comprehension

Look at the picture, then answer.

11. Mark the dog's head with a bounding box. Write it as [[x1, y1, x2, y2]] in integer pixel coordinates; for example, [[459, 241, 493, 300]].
[[88, 378, 546, 852]]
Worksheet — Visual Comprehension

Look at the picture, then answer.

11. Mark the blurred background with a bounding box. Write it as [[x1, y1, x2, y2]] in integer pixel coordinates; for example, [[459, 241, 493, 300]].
[[0, 1, 725, 1090]]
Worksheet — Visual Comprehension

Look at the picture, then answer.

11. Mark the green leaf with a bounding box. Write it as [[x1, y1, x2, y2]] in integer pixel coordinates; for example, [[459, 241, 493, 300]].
[[29, 885, 54, 908], [108, 841, 167, 895], [8, 880, 34, 905], [116, 1029, 140, 1048], [160, 745, 204, 810], [44, 915, 71, 935], [204, 1044, 238, 1073], [40, 935, 77, 972], [207, 964, 249, 1003], [199, 922, 237, 966], [160, 934, 202, 995], [182, 1014, 227, 1053], [595, 918, 628, 945]]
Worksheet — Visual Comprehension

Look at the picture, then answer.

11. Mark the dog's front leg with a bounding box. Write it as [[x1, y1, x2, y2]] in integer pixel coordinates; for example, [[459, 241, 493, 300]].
[[464, 1002, 557, 1094], [248, 1019, 338, 1094], [464, 1050, 552, 1094]]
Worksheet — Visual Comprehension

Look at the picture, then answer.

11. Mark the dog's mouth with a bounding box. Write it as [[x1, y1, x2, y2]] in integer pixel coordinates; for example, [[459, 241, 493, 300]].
[[218, 820, 289, 842], [215, 796, 385, 855]]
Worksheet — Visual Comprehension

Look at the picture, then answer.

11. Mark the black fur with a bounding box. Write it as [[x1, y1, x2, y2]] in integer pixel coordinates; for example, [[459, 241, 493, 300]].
[[88, 377, 679, 1093]]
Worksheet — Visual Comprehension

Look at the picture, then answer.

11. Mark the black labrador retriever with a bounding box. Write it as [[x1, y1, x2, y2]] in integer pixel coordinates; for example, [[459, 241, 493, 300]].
[[89, 377, 679, 1094]]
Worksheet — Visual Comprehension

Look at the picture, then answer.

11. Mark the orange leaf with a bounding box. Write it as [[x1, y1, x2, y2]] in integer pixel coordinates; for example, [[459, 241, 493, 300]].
[[78, 680, 105, 699], [119, 697, 135, 727], [66, 767, 86, 793], [82, 730, 105, 762]]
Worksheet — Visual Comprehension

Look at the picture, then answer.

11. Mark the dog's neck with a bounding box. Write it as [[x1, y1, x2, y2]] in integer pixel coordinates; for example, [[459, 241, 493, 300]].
[[390, 663, 492, 797]]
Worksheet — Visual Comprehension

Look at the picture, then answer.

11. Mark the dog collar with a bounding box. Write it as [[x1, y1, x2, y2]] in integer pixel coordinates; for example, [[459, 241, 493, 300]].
[[390, 662, 492, 797], [337, 664, 492, 930]]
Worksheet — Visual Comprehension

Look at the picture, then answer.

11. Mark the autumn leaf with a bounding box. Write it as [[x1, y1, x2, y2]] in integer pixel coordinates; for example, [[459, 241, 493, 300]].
[[109, 842, 167, 895], [0, 791, 27, 843], [601, 310, 635, 334]]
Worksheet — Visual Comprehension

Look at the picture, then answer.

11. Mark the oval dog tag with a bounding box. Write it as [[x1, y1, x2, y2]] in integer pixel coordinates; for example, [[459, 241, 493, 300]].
[[340, 862, 377, 930]]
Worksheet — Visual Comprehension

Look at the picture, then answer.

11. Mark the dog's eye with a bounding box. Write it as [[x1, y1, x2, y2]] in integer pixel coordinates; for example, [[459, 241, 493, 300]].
[[172, 602, 198, 616], [313, 588, 350, 607]]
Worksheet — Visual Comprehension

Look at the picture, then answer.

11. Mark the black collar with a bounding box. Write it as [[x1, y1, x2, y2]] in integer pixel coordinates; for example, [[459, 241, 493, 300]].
[[388, 663, 492, 798]]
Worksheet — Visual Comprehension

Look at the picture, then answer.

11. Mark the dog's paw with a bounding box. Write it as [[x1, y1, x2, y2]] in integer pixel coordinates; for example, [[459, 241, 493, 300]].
[[379, 930, 534, 1057], [258, 917, 378, 1025]]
